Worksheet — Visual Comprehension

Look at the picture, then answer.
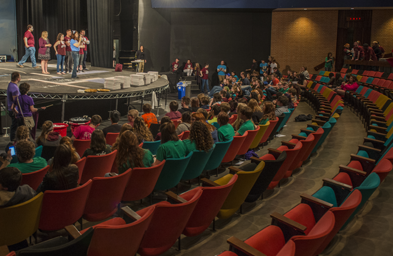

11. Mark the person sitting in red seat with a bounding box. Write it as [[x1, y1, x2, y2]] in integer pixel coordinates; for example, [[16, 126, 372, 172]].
[[71, 115, 101, 141], [165, 100, 182, 120]]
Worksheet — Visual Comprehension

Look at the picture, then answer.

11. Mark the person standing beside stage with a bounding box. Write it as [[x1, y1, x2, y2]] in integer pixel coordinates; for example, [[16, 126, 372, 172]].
[[64, 29, 73, 74], [136, 45, 146, 72], [70, 31, 85, 79], [200, 63, 210, 94], [217, 60, 227, 84], [7, 72, 21, 141], [38, 31, 52, 74], [78, 31, 85, 73], [80, 30, 90, 71], [17, 25, 38, 69], [53, 33, 66, 75]]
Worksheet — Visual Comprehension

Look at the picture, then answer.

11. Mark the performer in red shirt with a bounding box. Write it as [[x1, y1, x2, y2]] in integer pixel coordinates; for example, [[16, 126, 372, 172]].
[[171, 58, 180, 72], [80, 30, 90, 71], [200, 64, 210, 94], [17, 25, 38, 68], [64, 29, 73, 73]]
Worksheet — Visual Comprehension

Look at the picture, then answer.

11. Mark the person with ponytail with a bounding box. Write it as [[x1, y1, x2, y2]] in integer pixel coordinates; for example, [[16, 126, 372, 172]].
[[153, 122, 187, 166], [115, 131, 154, 174], [36, 144, 79, 193], [36, 120, 62, 147], [183, 121, 214, 155]]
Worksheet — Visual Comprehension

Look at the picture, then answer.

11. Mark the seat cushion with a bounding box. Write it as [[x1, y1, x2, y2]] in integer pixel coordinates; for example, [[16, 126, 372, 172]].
[[245, 225, 286, 256], [284, 204, 315, 235], [313, 186, 338, 207], [333, 172, 353, 187]]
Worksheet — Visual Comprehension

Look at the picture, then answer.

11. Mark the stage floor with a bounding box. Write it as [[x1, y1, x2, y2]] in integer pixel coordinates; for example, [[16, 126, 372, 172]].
[[0, 61, 168, 96]]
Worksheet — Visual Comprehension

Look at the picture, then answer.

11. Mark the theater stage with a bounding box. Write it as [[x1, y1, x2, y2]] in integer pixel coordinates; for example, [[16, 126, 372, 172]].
[[0, 61, 170, 124]]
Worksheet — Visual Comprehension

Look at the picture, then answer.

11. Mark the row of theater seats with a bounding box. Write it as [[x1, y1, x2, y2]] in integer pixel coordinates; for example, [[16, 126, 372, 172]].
[[218, 73, 392, 256], [1, 103, 302, 255]]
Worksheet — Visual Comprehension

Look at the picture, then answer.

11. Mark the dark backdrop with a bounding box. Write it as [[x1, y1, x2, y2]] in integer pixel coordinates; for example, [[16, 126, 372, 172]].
[[169, 9, 272, 85]]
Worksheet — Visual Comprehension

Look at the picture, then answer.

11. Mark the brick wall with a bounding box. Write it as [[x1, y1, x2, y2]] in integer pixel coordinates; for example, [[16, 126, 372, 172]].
[[271, 10, 338, 74], [371, 10, 393, 55]]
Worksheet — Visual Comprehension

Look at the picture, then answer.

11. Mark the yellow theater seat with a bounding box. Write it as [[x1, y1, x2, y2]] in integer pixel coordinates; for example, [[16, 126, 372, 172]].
[[249, 122, 270, 149], [0, 193, 43, 246], [215, 161, 265, 219]]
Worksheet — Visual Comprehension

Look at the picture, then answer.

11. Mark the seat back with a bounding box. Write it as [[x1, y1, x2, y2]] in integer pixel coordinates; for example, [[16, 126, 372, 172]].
[[303, 128, 324, 159], [88, 206, 154, 256], [272, 114, 286, 138], [18, 228, 94, 256], [178, 132, 184, 140], [245, 151, 287, 202], [142, 140, 161, 155], [154, 152, 193, 191], [138, 189, 202, 255], [295, 134, 315, 168], [122, 160, 165, 202], [221, 132, 247, 163], [204, 138, 233, 171], [250, 122, 269, 149], [371, 158, 392, 182], [21, 165, 50, 190], [105, 133, 119, 146], [41, 146, 58, 161], [216, 161, 264, 219], [75, 157, 87, 184], [281, 141, 303, 178], [291, 211, 335, 256], [276, 111, 292, 133], [80, 150, 118, 184], [182, 130, 190, 140], [182, 175, 238, 237], [173, 119, 181, 129], [34, 145, 43, 158], [84, 169, 132, 222], [39, 180, 93, 231], [314, 190, 362, 255], [228, 114, 237, 124], [73, 139, 91, 157], [237, 126, 260, 155], [0, 193, 43, 246], [182, 145, 215, 181], [260, 117, 278, 144], [312, 122, 332, 153]]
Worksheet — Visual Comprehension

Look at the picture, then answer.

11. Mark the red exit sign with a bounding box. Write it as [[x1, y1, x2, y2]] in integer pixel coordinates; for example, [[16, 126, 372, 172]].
[[347, 17, 362, 21]]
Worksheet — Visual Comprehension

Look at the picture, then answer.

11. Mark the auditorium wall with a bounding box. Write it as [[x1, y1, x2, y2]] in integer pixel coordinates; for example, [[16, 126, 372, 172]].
[[371, 9, 393, 54], [270, 10, 338, 74], [0, 0, 17, 60]]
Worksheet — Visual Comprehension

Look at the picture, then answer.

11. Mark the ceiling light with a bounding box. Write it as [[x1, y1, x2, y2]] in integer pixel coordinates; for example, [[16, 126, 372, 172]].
[[351, 8, 354, 9], [304, 8, 307, 10]]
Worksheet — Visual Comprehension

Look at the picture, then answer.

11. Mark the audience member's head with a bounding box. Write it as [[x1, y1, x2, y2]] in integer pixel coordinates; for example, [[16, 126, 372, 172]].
[[160, 116, 172, 125], [15, 125, 29, 142], [189, 121, 213, 152], [277, 95, 289, 107], [52, 144, 72, 170], [133, 117, 152, 141], [0, 167, 22, 192], [110, 110, 120, 124], [181, 96, 190, 108], [197, 93, 205, 104], [201, 96, 210, 106], [116, 130, 145, 168], [229, 101, 238, 113], [90, 115, 102, 127], [37, 121, 54, 143], [213, 93, 222, 103], [90, 129, 106, 152], [217, 112, 229, 126], [196, 109, 208, 119], [240, 106, 253, 121], [212, 105, 221, 116], [262, 101, 276, 120], [128, 109, 139, 124], [160, 122, 178, 144], [190, 97, 199, 108], [143, 104, 152, 114], [248, 99, 262, 113], [11, 72, 21, 83], [15, 140, 35, 163], [19, 83, 30, 95], [169, 100, 179, 112], [181, 112, 191, 124], [220, 102, 230, 113]]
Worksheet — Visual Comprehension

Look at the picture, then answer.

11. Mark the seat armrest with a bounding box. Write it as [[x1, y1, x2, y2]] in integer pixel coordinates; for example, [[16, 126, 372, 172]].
[[227, 237, 267, 256], [291, 134, 307, 140], [312, 119, 326, 126], [358, 145, 381, 161], [201, 178, 220, 187], [229, 166, 243, 175], [300, 193, 333, 208], [369, 111, 384, 117], [339, 165, 367, 176], [363, 137, 386, 150], [250, 156, 263, 164], [350, 154, 376, 173], [317, 111, 330, 117], [268, 148, 282, 159], [368, 126, 387, 133], [315, 115, 329, 120], [65, 225, 81, 240], [307, 124, 320, 130], [281, 141, 296, 148], [358, 145, 381, 153], [370, 120, 387, 126], [370, 115, 385, 120], [122, 206, 141, 221], [166, 191, 188, 204], [270, 212, 307, 234], [300, 129, 316, 134], [322, 178, 353, 191]]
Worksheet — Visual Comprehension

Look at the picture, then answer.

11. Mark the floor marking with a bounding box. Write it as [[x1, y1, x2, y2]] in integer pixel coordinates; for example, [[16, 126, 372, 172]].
[[0, 67, 27, 74], [31, 73, 64, 78], [27, 78, 89, 89]]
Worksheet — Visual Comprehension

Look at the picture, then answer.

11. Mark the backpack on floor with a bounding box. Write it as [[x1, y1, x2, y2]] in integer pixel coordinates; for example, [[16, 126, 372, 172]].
[[115, 64, 123, 72]]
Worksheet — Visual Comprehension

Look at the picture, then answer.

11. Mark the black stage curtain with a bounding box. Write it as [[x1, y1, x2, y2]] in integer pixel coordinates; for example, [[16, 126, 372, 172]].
[[87, 0, 113, 68]]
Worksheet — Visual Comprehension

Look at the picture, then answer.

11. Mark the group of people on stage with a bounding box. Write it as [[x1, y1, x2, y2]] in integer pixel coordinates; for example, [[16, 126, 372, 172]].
[[17, 24, 90, 78]]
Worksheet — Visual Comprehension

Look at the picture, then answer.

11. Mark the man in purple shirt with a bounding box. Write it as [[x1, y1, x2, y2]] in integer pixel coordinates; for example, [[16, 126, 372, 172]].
[[7, 72, 21, 141]]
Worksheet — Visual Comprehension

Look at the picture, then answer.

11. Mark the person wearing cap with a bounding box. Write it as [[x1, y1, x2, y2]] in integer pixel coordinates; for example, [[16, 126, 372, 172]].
[[36, 121, 62, 147], [217, 60, 227, 84]]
